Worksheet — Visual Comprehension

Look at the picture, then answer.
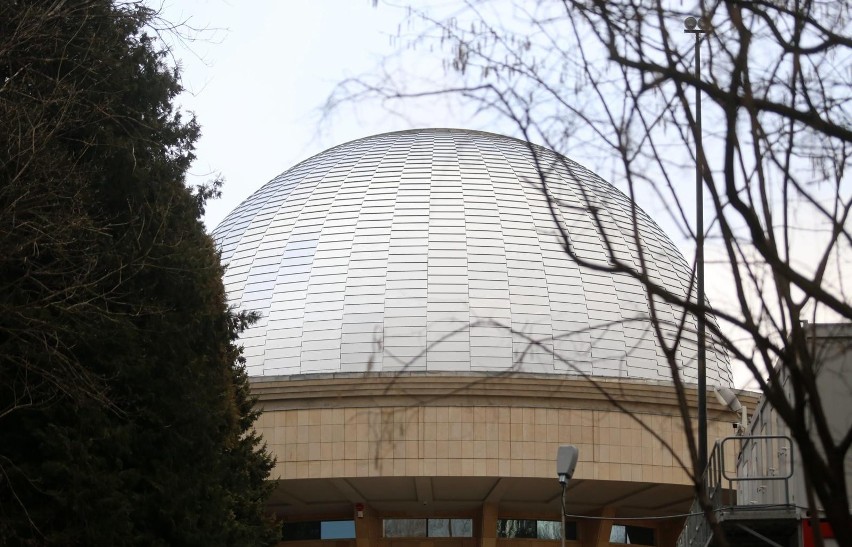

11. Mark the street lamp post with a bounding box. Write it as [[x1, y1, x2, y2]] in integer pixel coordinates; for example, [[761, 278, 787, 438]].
[[684, 15, 708, 472], [556, 445, 579, 547]]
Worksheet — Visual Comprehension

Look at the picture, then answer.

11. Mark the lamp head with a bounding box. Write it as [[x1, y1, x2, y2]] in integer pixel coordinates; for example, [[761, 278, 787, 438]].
[[556, 445, 579, 484]]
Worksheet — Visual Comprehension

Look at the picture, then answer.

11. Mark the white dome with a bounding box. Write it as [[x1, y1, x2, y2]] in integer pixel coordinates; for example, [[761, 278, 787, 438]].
[[214, 129, 731, 385]]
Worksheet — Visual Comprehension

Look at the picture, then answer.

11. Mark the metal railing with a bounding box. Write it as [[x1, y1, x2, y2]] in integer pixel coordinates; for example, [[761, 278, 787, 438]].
[[676, 435, 794, 547]]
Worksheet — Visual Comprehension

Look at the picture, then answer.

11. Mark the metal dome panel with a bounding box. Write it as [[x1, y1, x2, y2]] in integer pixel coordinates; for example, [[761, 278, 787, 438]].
[[213, 128, 731, 385]]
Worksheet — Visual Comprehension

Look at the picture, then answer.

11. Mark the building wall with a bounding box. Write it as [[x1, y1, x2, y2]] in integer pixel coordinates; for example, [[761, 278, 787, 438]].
[[255, 373, 748, 485], [737, 323, 852, 511], [259, 402, 716, 485], [255, 373, 758, 547]]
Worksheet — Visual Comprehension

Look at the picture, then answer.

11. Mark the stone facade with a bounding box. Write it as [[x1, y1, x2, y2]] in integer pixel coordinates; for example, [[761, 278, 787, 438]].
[[253, 373, 757, 547]]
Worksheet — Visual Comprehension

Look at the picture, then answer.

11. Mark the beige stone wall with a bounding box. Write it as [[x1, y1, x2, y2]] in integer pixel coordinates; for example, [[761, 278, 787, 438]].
[[252, 374, 756, 485]]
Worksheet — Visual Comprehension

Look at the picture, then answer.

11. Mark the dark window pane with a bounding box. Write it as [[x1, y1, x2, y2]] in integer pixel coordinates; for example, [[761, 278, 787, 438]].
[[565, 521, 579, 540], [497, 519, 537, 538], [625, 525, 655, 545], [610, 524, 655, 545], [497, 519, 577, 540], [282, 521, 320, 541]]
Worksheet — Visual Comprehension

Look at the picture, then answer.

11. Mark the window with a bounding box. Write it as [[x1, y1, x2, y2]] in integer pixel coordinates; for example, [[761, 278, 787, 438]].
[[497, 519, 578, 540], [609, 524, 655, 545], [281, 520, 356, 541], [497, 519, 536, 538], [384, 519, 426, 538], [322, 521, 357, 540], [383, 518, 473, 538], [536, 520, 563, 540]]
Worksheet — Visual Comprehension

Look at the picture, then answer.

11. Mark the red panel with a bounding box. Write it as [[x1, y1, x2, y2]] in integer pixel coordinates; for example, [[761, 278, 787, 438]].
[[802, 519, 834, 547]]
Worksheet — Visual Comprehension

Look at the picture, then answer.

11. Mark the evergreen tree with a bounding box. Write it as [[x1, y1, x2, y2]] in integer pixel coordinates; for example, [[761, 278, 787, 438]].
[[0, 1, 278, 544]]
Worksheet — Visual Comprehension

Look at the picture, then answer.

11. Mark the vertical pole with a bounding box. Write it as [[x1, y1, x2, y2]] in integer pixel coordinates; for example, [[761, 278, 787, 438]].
[[685, 15, 708, 474], [695, 29, 707, 473], [561, 482, 566, 547]]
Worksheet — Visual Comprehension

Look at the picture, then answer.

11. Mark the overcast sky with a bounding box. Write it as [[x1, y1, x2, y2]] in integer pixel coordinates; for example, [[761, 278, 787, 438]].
[[160, 0, 500, 229]]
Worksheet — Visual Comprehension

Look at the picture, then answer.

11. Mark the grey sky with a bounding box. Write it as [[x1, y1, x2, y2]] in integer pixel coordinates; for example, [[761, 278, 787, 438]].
[[161, 1, 494, 229]]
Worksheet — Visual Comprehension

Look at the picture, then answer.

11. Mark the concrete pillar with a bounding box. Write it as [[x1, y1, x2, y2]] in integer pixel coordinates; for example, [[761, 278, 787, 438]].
[[578, 506, 614, 547], [355, 504, 380, 547], [658, 518, 686, 547], [480, 502, 498, 547]]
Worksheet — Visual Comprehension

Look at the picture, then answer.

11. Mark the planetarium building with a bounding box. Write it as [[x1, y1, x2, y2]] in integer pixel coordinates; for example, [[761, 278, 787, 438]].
[[213, 129, 747, 547]]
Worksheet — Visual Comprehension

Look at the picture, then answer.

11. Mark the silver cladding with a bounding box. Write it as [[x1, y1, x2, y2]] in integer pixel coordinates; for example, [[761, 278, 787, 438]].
[[213, 128, 732, 385]]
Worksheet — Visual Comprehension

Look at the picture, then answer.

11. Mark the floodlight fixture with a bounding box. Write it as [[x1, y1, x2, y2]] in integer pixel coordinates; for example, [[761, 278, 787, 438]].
[[684, 16, 709, 34], [714, 386, 742, 412], [714, 386, 748, 433]]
